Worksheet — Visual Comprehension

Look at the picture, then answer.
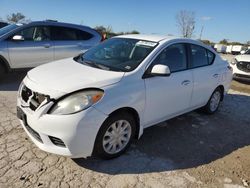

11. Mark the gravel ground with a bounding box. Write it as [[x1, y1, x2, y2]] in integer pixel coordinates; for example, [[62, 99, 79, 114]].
[[0, 54, 249, 188]]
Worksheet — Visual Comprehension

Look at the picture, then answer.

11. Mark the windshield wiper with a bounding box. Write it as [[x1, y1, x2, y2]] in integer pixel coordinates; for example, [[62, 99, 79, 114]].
[[79, 57, 124, 72], [81, 58, 110, 71]]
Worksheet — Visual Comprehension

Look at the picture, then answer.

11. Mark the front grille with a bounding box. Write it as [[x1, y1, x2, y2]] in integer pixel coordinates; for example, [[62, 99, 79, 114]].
[[49, 136, 66, 147], [237, 61, 250, 73], [21, 85, 48, 111], [25, 123, 43, 143], [234, 74, 250, 79]]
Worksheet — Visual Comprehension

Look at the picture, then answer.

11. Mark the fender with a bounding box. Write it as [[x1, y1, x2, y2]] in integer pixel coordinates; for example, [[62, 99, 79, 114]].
[[0, 55, 11, 72]]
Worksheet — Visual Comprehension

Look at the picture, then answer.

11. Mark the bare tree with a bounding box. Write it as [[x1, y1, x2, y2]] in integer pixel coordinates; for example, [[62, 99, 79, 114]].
[[106, 25, 113, 34], [95, 25, 107, 34], [7, 12, 25, 23], [176, 10, 196, 38]]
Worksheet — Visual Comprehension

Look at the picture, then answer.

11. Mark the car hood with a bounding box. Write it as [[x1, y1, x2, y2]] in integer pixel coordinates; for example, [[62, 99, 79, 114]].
[[235, 55, 250, 62], [27, 58, 125, 94]]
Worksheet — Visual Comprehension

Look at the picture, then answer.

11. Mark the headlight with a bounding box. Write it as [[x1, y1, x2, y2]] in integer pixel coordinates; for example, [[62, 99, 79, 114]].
[[231, 58, 238, 65], [49, 90, 104, 115], [18, 82, 24, 97]]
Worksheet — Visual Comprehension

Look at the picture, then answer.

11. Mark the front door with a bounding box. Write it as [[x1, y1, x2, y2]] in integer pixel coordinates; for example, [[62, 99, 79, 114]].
[[7, 26, 54, 68], [143, 43, 193, 127]]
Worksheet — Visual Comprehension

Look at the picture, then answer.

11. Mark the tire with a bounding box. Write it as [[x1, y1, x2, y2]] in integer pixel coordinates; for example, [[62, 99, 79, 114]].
[[0, 63, 6, 79], [203, 88, 222, 114], [93, 112, 136, 159]]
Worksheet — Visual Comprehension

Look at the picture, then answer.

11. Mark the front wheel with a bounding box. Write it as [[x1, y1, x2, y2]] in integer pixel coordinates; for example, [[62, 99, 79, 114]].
[[93, 112, 136, 159], [0, 64, 6, 79], [204, 88, 222, 114]]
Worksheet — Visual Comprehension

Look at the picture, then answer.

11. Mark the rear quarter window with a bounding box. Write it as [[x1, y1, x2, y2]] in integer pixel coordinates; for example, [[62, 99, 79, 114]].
[[77, 30, 93, 40], [207, 50, 215, 64], [190, 44, 215, 68]]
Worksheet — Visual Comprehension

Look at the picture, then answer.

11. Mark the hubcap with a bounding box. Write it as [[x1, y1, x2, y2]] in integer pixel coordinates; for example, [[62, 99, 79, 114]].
[[210, 91, 221, 112], [102, 120, 132, 154]]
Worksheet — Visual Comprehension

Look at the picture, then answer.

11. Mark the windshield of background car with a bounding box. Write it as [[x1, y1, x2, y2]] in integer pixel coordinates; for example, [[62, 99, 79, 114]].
[[78, 38, 158, 72], [0, 24, 19, 37], [245, 50, 250, 55]]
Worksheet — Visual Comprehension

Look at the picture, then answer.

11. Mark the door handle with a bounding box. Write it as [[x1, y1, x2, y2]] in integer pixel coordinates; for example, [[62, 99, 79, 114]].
[[213, 74, 219, 78], [43, 44, 51, 48], [181, 80, 191, 86]]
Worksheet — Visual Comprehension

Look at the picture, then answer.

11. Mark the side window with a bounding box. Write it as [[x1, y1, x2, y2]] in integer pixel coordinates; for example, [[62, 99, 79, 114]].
[[152, 44, 187, 72], [52, 26, 93, 40], [51, 26, 93, 41], [51, 26, 79, 40], [15, 27, 35, 41], [190, 44, 214, 68], [33, 27, 50, 41], [77, 30, 93, 40], [14, 26, 50, 41]]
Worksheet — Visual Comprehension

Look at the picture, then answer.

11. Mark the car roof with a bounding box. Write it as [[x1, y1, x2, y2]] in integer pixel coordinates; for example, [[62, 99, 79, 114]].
[[115, 34, 217, 53], [27, 21, 92, 29], [115, 34, 178, 42]]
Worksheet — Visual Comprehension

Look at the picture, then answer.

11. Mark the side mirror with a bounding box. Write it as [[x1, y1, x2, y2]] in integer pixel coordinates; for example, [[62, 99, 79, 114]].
[[150, 64, 171, 77], [12, 35, 24, 41]]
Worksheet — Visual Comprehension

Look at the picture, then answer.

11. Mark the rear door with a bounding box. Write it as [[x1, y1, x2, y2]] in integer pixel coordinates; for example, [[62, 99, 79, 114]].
[[188, 44, 219, 108], [7, 26, 54, 68], [51, 26, 95, 60]]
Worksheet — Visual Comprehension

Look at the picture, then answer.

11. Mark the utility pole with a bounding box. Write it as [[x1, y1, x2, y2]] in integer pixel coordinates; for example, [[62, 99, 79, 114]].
[[199, 25, 204, 40]]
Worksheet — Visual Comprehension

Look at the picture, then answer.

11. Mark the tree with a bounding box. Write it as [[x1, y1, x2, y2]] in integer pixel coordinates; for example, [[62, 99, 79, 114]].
[[246, 41, 250, 46], [200, 39, 211, 45], [176, 10, 196, 38], [95, 25, 113, 34], [105, 25, 113, 34], [95, 26, 106, 34], [219, 39, 229, 45], [7, 12, 26, 23], [128, 30, 140, 34]]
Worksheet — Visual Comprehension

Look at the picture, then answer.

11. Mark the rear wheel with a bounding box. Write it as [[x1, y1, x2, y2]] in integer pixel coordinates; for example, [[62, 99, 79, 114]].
[[204, 88, 222, 114], [93, 112, 136, 159]]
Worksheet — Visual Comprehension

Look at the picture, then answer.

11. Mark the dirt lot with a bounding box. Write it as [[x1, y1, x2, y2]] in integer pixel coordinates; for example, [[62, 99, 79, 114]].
[[0, 55, 249, 188]]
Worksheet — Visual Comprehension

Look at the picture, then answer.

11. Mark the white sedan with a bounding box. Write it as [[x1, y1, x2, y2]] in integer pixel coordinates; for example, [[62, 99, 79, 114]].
[[17, 35, 232, 159]]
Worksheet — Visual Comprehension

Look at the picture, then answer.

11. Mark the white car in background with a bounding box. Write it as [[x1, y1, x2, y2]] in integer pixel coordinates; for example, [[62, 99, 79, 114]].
[[17, 35, 232, 159], [231, 49, 250, 81]]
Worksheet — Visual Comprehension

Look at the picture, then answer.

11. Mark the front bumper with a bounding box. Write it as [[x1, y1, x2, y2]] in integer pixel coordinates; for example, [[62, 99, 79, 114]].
[[231, 64, 250, 81], [17, 95, 108, 158]]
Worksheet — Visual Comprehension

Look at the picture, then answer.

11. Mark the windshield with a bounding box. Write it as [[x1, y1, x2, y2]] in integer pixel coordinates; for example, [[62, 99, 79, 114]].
[[245, 49, 250, 55], [77, 38, 157, 72], [0, 24, 19, 37]]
